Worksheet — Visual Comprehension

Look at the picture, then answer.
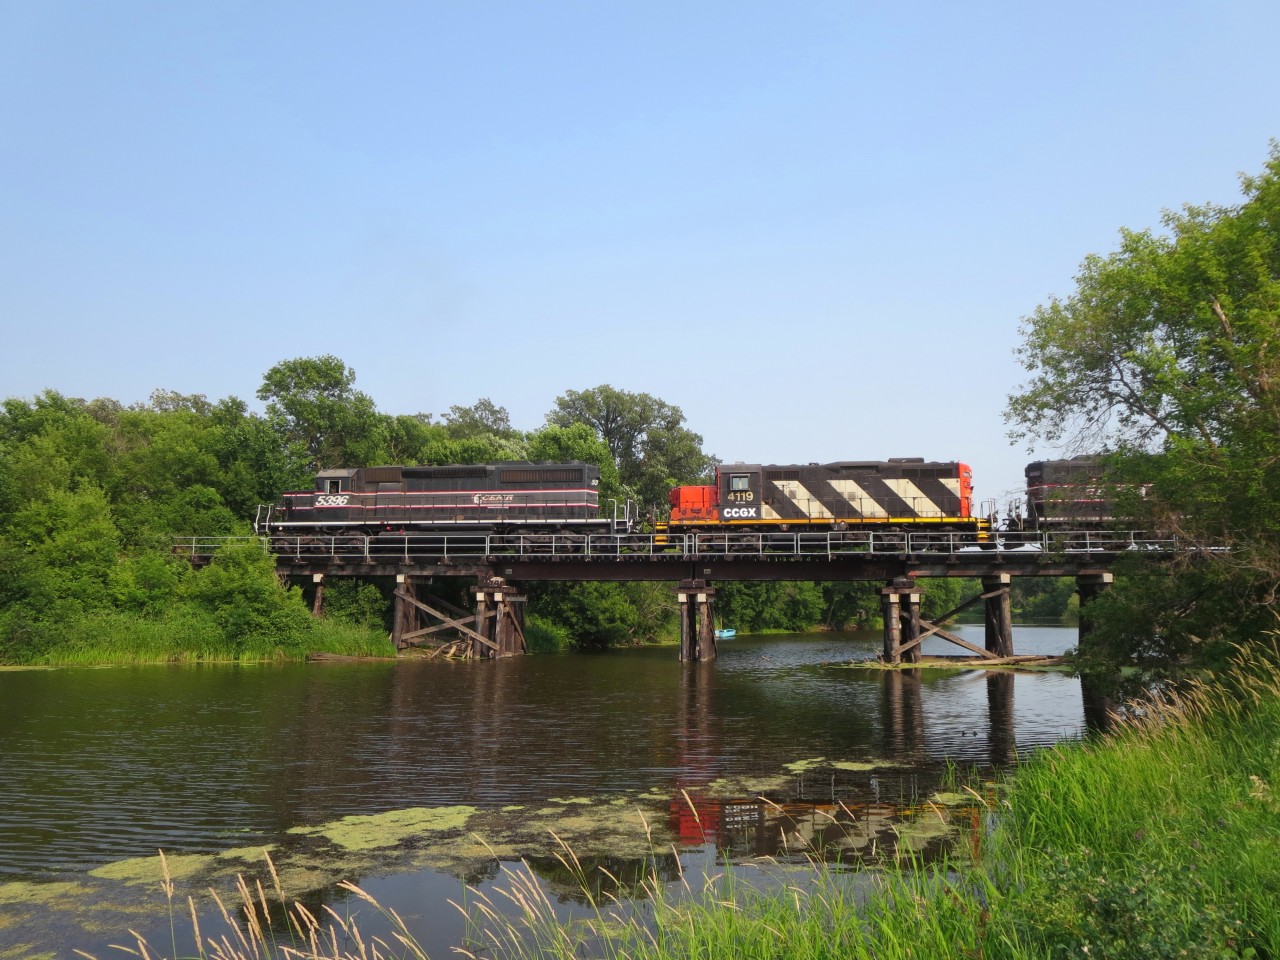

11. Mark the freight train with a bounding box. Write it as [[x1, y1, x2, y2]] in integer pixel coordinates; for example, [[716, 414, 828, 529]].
[[253, 456, 1122, 540], [254, 458, 1001, 537]]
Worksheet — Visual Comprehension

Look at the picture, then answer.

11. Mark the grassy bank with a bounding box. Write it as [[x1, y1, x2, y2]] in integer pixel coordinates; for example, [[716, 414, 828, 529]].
[[7, 608, 394, 666], [93, 644, 1280, 959]]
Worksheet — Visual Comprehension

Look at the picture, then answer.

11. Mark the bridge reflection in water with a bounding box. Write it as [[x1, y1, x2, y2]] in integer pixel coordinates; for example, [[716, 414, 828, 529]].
[[659, 646, 1101, 871]]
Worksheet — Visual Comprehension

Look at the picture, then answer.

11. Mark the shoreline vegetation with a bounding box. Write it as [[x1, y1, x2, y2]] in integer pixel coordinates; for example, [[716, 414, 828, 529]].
[[83, 643, 1280, 960]]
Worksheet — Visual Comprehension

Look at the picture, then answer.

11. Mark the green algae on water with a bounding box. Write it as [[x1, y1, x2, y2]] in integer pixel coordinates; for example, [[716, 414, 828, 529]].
[[0, 880, 93, 906], [785, 757, 903, 774], [784, 757, 826, 773], [287, 805, 477, 851], [927, 791, 972, 807], [218, 844, 276, 862], [90, 852, 213, 885]]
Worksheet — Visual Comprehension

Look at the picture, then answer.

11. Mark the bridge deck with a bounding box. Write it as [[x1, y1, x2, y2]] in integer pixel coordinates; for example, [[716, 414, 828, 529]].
[[176, 530, 1177, 581]]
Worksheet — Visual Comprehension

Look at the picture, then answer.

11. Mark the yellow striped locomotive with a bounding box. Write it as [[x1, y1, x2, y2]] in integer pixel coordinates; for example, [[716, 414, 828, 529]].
[[254, 462, 611, 536], [666, 459, 986, 533]]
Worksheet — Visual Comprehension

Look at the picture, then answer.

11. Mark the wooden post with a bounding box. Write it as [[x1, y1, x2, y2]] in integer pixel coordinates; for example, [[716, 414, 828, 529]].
[[391, 574, 416, 651], [677, 580, 717, 662], [982, 573, 1014, 658], [880, 579, 921, 664], [473, 588, 491, 659], [311, 573, 325, 617], [900, 589, 922, 665], [881, 589, 902, 664]]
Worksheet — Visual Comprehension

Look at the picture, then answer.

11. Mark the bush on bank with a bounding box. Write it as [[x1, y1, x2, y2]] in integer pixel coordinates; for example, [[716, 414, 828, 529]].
[[1, 540, 393, 666]]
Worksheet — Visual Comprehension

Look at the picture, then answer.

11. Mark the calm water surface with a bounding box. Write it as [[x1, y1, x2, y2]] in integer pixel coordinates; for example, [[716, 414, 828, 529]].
[[0, 625, 1086, 958]]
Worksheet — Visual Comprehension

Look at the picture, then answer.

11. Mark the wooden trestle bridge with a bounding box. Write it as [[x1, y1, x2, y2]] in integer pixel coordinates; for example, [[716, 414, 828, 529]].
[[176, 529, 1177, 663]]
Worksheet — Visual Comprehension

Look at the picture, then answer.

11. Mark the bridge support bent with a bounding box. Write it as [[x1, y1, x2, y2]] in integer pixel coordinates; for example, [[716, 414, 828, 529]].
[[678, 581, 717, 662], [391, 575, 524, 658], [473, 579, 527, 658], [881, 580, 923, 665]]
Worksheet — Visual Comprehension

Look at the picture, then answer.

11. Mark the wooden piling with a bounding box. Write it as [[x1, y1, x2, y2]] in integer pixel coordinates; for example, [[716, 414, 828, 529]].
[[880, 579, 922, 665], [981, 573, 1014, 658], [677, 580, 717, 662]]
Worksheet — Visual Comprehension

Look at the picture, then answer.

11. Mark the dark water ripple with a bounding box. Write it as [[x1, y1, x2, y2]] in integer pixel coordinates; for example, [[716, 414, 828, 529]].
[[0, 626, 1085, 879]]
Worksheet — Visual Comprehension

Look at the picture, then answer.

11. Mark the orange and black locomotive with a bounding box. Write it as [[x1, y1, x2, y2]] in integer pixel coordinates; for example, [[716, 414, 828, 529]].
[[666, 459, 984, 533]]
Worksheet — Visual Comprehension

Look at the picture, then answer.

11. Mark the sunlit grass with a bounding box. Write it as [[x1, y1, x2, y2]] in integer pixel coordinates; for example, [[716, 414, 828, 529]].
[[30, 607, 394, 666]]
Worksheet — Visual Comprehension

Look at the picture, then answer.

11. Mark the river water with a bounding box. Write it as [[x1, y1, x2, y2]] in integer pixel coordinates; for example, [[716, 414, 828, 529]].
[[0, 624, 1087, 958]]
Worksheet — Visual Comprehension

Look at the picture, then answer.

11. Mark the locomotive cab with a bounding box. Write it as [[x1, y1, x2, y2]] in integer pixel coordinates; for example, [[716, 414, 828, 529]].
[[718, 465, 763, 522], [316, 468, 357, 495]]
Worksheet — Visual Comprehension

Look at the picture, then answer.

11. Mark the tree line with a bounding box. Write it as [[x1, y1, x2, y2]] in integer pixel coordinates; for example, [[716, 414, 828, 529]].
[[2, 362, 951, 663]]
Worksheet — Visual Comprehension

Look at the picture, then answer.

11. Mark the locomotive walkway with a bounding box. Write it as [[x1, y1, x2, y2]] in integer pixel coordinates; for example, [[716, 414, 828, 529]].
[[178, 530, 1176, 664]]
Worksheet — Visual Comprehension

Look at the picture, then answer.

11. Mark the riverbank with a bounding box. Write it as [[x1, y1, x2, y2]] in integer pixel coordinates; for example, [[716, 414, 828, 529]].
[[602, 643, 1279, 960], [100, 642, 1278, 960], [2, 610, 394, 667]]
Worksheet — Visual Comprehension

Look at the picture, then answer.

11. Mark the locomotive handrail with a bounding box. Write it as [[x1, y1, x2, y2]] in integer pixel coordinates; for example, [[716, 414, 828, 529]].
[[175, 530, 1185, 564]]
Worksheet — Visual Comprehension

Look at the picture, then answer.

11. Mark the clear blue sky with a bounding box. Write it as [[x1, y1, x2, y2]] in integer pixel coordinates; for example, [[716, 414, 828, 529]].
[[3, 1, 1278, 506]]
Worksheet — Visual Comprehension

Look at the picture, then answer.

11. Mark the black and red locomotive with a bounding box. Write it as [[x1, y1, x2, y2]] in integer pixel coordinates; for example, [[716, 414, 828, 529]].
[[254, 462, 613, 536]]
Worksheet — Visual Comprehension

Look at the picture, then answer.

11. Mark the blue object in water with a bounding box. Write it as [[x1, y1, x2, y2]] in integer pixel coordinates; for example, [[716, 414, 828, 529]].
[[714, 628, 736, 640]]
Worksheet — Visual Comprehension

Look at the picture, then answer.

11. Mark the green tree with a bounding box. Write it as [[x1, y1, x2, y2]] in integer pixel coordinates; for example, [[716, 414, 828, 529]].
[[545, 385, 714, 507], [183, 540, 312, 654], [716, 581, 824, 633], [208, 396, 312, 515], [527, 581, 641, 648], [818, 581, 882, 629], [527, 422, 622, 506], [1007, 144, 1280, 667], [257, 356, 384, 469], [441, 398, 519, 440]]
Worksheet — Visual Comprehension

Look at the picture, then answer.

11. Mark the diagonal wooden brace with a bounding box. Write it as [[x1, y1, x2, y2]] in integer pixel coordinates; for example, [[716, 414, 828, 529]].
[[394, 587, 499, 652]]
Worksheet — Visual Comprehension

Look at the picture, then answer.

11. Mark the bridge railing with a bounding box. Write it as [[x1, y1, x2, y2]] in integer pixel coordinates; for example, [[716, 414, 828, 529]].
[[174, 530, 1183, 563]]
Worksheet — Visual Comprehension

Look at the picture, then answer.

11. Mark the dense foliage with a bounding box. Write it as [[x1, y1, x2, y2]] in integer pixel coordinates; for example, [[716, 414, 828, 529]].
[[1008, 144, 1280, 672], [0, 361, 745, 663]]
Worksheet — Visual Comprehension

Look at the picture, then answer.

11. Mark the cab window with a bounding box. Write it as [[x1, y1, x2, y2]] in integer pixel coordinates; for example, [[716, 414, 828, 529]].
[[327, 480, 342, 494], [729, 475, 750, 492]]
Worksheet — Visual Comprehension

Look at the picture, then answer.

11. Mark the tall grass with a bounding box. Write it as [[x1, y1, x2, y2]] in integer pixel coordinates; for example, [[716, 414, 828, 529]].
[[79, 643, 1280, 959], [31, 607, 394, 666]]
